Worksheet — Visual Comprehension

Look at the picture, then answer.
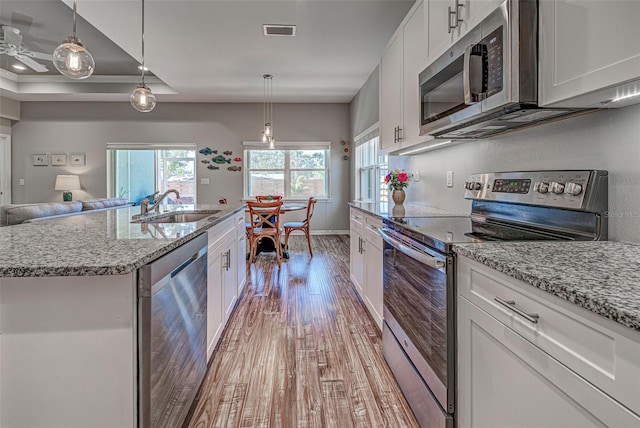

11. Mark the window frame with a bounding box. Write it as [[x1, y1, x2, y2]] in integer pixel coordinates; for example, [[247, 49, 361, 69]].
[[106, 142, 197, 204], [354, 128, 387, 204], [242, 141, 331, 200]]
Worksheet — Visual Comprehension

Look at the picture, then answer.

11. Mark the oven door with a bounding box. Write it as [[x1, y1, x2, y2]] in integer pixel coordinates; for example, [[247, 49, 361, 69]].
[[379, 227, 455, 418]]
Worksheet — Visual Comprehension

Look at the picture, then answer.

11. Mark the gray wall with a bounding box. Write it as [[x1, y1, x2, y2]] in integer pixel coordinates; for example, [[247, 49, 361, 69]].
[[349, 66, 379, 139], [11, 101, 351, 232], [403, 104, 640, 243]]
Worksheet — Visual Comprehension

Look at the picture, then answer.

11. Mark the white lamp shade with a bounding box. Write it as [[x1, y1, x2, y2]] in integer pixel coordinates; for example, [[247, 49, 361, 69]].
[[54, 175, 81, 191]]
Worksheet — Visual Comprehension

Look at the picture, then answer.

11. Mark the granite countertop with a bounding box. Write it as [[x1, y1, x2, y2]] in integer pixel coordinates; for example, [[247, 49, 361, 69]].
[[454, 241, 640, 332], [0, 203, 244, 277], [349, 201, 467, 219]]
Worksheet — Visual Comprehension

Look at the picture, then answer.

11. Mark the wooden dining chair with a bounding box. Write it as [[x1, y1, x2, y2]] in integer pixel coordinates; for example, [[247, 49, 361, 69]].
[[255, 195, 283, 202], [247, 200, 284, 267], [284, 197, 317, 256]]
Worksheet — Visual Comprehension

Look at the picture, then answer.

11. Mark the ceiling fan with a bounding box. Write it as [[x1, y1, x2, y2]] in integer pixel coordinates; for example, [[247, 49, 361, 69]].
[[0, 26, 52, 72]]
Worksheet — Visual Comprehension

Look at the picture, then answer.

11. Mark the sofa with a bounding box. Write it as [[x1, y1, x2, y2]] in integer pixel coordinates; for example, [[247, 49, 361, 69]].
[[0, 198, 132, 226]]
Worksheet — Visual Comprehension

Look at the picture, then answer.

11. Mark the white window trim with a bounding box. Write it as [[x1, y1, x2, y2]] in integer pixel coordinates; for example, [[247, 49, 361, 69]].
[[242, 141, 331, 200]]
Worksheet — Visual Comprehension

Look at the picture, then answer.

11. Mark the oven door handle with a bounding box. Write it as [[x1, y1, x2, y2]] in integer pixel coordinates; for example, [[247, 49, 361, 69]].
[[378, 228, 445, 270]]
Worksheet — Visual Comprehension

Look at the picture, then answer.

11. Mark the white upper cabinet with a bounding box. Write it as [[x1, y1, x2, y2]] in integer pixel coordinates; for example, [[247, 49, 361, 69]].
[[402, 1, 427, 145], [380, 31, 403, 150], [380, 1, 428, 152], [425, 0, 503, 64], [539, 0, 640, 108]]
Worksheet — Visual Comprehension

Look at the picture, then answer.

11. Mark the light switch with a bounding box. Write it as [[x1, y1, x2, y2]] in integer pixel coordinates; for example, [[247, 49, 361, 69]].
[[413, 170, 420, 182], [200, 178, 210, 185], [446, 171, 454, 188], [19, 178, 25, 186]]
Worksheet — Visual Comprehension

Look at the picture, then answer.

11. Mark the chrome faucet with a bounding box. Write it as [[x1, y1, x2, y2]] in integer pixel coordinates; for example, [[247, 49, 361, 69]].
[[139, 189, 180, 216]]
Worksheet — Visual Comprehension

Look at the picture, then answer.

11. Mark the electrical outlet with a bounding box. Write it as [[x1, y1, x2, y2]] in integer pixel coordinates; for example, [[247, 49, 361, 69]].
[[446, 171, 454, 188], [413, 170, 420, 182], [19, 179, 25, 186], [200, 178, 210, 185]]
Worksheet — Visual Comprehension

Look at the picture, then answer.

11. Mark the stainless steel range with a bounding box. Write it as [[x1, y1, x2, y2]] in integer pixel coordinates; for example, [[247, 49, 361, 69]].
[[378, 170, 608, 428]]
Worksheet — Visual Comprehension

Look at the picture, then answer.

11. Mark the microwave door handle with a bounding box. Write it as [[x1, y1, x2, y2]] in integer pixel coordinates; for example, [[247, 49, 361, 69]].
[[463, 44, 474, 105]]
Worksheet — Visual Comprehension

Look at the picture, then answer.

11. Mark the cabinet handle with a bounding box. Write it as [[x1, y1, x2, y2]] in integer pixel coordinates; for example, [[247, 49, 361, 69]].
[[494, 297, 540, 324], [397, 126, 402, 142], [351, 215, 360, 220], [358, 237, 362, 254], [448, 6, 456, 33], [454, 0, 464, 26], [367, 224, 378, 231], [393, 126, 397, 143]]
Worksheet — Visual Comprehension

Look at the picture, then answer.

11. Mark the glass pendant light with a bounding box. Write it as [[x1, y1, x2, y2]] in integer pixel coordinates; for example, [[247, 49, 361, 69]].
[[52, 0, 95, 79], [130, 0, 156, 112], [261, 74, 274, 146]]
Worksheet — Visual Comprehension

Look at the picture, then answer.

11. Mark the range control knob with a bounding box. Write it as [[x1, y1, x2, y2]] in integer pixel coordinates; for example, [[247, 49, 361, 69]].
[[564, 182, 583, 196], [533, 182, 549, 194], [549, 182, 565, 194], [465, 181, 482, 190]]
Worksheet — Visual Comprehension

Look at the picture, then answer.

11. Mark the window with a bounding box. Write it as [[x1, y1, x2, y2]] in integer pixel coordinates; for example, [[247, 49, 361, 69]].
[[107, 143, 196, 205], [244, 143, 330, 199], [355, 130, 388, 203]]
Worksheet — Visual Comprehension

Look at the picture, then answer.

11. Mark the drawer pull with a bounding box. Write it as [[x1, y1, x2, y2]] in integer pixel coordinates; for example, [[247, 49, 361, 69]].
[[367, 224, 378, 231], [351, 215, 360, 220], [494, 297, 540, 324]]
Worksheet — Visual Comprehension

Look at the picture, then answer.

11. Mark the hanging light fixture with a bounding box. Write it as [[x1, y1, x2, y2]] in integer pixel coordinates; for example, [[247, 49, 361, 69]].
[[52, 0, 95, 79], [260, 74, 274, 148], [130, 0, 156, 112]]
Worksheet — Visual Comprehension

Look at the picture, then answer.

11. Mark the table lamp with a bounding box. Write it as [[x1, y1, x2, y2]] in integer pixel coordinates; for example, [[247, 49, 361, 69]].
[[54, 175, 81, 201]]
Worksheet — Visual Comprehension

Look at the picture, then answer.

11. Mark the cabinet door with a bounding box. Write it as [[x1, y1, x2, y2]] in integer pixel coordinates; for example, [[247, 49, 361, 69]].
[[349, 229, 364, 295], [458, 296, 640, 428], [363, 237, 383, 330], [236, 231, 247, 295], [426, 0, 456, 62], [402, 1, 426, 145], [380, 31, 403, 150], [539, 0, 640, 107], [221, 233, 237, 321], [207, 244, 224, 360]]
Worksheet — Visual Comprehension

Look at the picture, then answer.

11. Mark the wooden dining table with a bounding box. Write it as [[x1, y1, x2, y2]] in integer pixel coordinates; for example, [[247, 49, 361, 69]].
[[246, 203, 307, 259]]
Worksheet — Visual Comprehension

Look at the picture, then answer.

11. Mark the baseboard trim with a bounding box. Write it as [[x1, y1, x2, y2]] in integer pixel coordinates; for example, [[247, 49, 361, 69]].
[[288, 230, 349, 235]]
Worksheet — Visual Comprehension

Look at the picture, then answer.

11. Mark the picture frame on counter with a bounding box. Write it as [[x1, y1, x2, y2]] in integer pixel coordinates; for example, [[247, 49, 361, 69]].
[[51, 153, 67, 166], [70, 153, 86, 166], [33, 154, 48, 166]]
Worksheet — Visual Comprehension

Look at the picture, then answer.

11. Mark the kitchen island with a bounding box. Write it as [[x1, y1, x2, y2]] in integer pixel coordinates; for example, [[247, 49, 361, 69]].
[[0, 203, 244, 427]]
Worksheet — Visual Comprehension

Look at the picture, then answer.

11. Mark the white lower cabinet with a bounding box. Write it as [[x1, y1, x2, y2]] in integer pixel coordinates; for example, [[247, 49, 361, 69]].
[[457, 256, 640, 427], [235, 212, 247, 295], [349, 208, 383, 330], [207, 216, 238, 361]]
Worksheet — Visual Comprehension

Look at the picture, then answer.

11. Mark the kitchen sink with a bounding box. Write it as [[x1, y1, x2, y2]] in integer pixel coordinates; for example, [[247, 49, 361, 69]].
[[132, 210, 220, 224]]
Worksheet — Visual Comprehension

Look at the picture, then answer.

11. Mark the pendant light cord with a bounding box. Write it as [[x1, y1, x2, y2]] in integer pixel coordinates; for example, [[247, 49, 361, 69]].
[[141, 0, 146, 84], [72, 0, 78, 37]]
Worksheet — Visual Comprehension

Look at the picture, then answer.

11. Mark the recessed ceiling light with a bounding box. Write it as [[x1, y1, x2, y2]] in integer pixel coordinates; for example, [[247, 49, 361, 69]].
[[12, 64, 27, 71], [138, 65, 149, 71]]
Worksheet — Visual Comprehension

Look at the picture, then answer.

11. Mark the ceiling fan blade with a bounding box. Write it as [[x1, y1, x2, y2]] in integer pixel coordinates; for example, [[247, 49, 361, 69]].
[[15, 55, 48, 72], [29, 51, 53, 61]]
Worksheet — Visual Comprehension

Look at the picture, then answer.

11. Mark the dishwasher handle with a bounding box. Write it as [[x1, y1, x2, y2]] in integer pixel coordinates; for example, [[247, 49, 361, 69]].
[[378, 227, 446, 270]]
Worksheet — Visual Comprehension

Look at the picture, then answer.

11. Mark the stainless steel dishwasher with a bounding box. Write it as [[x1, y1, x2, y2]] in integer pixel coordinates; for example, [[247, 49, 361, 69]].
[[137, 233, 208, 428]]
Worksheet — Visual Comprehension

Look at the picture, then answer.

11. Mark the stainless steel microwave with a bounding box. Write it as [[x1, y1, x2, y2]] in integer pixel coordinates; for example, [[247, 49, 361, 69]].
[[419, 0, 590, 139]]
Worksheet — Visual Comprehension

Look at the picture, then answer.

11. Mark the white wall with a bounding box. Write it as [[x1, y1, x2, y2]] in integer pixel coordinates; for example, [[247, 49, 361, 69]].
[[11, 101, 351, 231], [404, 104, 640, 243]]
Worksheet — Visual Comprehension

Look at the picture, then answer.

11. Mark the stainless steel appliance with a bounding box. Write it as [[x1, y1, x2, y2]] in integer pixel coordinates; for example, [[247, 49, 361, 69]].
[[138, 233, 208, 428], [379, 170, 608, 427], [419, 0, 592, 140]]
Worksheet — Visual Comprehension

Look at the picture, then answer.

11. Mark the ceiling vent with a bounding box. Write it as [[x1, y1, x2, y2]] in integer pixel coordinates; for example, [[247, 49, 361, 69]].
[[263, 24, 296, 37]]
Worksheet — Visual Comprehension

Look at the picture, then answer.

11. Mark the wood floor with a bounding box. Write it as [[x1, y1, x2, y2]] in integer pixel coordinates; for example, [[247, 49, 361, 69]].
[[187, 235, 419, 428]]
